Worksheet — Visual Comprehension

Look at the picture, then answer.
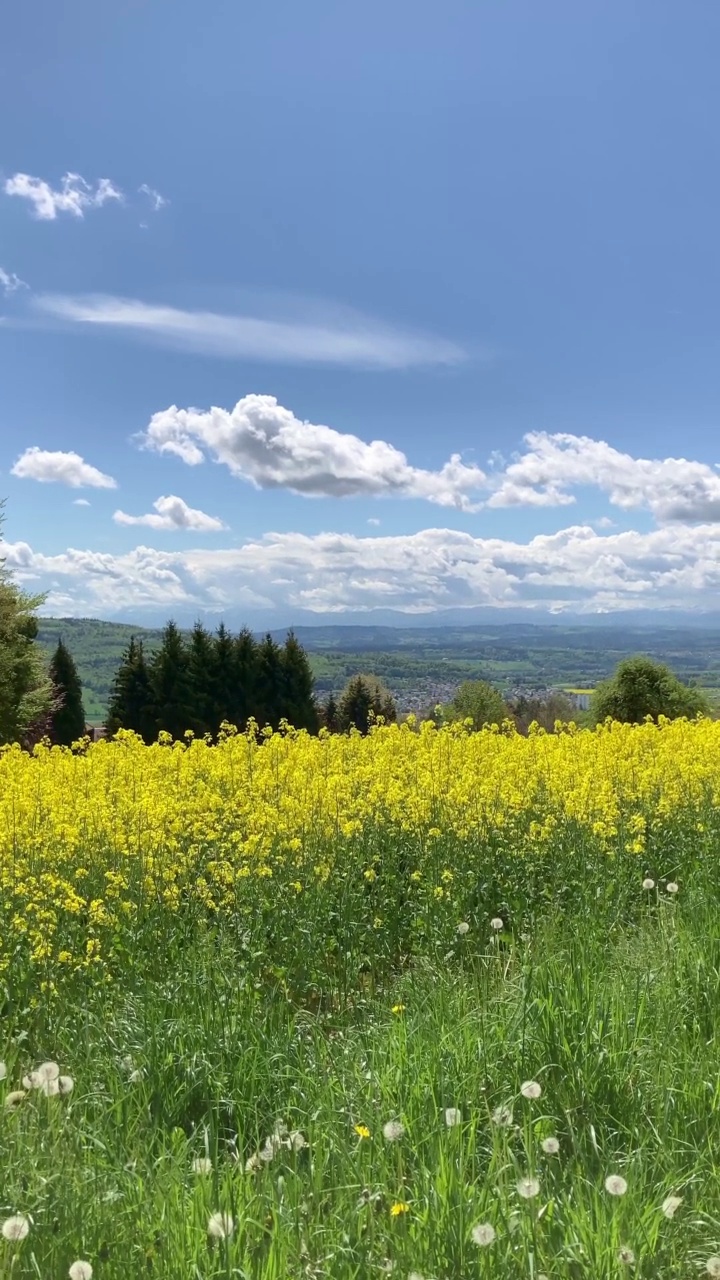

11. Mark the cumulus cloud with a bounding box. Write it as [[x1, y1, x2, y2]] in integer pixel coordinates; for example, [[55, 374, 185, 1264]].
[[137, 394, 486, 509], [73, 498, 91, 507], [11, 447, 117, 488], [33, 294, 465, 369], [0, 266, 27, 295], [4, 523, 720, 617], [113, 494, 226, 532], [4, 171, 122, 220], [488, 431, 720, 523], [138, 183, 167, 211]]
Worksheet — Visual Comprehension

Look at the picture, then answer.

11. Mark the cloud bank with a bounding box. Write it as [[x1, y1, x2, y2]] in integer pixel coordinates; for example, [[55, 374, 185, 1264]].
[[34, 294, 466, 370], [113, 495, 226, 532], [5, 523, 720, 618], [11, 448, 117, 489]]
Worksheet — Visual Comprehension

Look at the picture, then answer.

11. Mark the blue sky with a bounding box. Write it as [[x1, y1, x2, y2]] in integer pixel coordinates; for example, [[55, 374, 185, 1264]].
[[3, 0, 720, 621]]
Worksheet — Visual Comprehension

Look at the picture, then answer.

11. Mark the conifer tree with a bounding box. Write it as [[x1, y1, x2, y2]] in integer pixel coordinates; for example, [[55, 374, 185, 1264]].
[[0, 508, 52, 746], [49, 638, 86, 745], [281, 631, 318, 731], [106, 637, 154, 741], [209, 622, 237, 731], [256, 633, 284, 729], [233, 627, 258, 729], [323, 693, 339, 733], [338, 674, 396, 735], [187, 621, 215, 736], [149, 621, 193, 739]]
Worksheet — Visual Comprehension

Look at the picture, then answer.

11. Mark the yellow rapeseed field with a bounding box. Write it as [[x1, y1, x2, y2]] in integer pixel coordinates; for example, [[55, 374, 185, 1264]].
[[0, 716, 717, 987]]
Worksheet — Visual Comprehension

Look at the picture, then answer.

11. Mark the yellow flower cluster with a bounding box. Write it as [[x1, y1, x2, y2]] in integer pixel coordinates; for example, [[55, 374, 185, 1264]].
[[0, 716, 716, 983]]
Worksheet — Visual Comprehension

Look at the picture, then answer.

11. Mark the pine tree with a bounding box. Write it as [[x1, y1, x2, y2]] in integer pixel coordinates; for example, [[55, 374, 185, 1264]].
[[209, 623, 237, 731], [233, 628, 258, 729], [256, 633, 284, 729], [149, 621, 193, 739], [0, 508, 52, 746], [281, 631, 318, 731], [106, 637, 154, 741], [338, 674, 397, 735], [49, 638, 86, 745], [323, 693, 339, 733], [187, 622, 215, 736]]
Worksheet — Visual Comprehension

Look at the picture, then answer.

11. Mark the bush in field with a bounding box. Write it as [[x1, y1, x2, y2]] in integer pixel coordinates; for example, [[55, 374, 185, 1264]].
[[443, 679, 507, 730]]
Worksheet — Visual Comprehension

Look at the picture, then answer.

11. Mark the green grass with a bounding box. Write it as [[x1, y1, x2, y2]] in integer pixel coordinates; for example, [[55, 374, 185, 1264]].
[[3, 882, 720, 1278]]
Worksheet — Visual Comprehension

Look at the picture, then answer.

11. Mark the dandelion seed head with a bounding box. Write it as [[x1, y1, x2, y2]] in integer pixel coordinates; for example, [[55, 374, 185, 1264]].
[[457, 922, 470, 935], [128, 1068, 143, 1083], [642, 878, 655, 891], [289, 1130, 307, 1150], [192, 1157, 213, 1174], [516, 1176, 540, 1199], [39, 1076, 60, 1097], [618, 1245, 635, 1264], [444, 1107, 462, 1127], [58, 1075, 74, 1095], [4, 1091, 26, 1110], [382, 1120, 405, 1142], [605, 1174, 628, 1196], [69, 1262, 93, 1280], [245, 1153, 263, 1173], [666, 882, 679, 894], [37, 1061, 60, 1083], [661, 1194, 682, 1219], [541, 1136, 560, 1154], [471, 1221, 496, 1246], [520, 1079, 542, 1099], [490, 917, 504, 931], [207, 1212, 234, 1240], [22, 1072, 40, 1090], [491, 1103, 513, 1127], [1, 1214, 30, 1242], [707, 1260, 720, 1278]]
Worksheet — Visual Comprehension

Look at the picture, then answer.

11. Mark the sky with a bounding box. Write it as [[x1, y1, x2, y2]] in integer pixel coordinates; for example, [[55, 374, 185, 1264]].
[[3, 0, 720, 623]]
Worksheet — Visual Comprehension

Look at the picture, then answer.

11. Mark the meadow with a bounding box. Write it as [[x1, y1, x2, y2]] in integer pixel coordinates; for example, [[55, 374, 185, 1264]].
[[2, 717, 720, 1278]]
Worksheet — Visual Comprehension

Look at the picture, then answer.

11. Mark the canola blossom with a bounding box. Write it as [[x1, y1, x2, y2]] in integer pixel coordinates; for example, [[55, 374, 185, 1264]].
[[0, 716, 716, 988]]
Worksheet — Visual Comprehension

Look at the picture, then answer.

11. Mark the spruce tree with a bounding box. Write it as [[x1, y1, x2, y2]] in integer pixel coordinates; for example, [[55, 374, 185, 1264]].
[[233, 627, 258, 729], [256, 633, 284, 729], [106, 637, 154, 741], [149, 621, 193, 740], [281, 631, 318, 731], [49, 638, 86, 745], [0, 508, 52, 746], [338, 674, 397, 734], [209, 622, 237, 731], [323, 694, 339, 733], [187, 621, 215, 736]]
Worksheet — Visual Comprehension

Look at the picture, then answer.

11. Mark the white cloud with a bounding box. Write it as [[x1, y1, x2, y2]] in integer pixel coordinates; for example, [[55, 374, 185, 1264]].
[[11, 447, 117, 489], [367, 517, 381, 526], [73, 498, 91, 507], [488, 431, 720, 523], [113, 494, 226, 532], [137, 394, 486, 509], [5, 522, 720, 617], [0, 266, 27, 295], [33, 294, 465, 369], [4, 171, 122, 220], [138, 183, 167, 211]]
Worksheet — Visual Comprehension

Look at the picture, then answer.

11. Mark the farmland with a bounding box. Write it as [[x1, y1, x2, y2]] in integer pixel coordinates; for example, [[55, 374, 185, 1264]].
[[2, 717, 720, 1277]]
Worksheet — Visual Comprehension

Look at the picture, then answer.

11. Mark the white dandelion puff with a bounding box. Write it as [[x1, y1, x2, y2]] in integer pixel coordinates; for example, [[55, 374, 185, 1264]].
[[207, 1212, 234, 1240], [382, 1119, 405, 1142], [642, 878, 655, 891], [289, 1130, 307, 1150], [192, 1157, 213, 1175], [520, 1080, 542, 1100], [470, 1222, 496, 1246], [491, 1103, 513, 1127], [457, 921, 470, 935], [618, 1245, 635, 1265], [661, 1194, 682, 1219], [69, 1262, 93, 1280], [58, 1075, 74, 1095], [516, 1176, 540, 1199], [444, 1107, 462, 1127], [37, 1061, 60, 1083], [605, 1174, 628, 1196], [541, 1136, 560, 1154], [707, 1261, 720, 1278], [39, 1076, 60, 1097], [1, 1214, 30, 1242], [22, 1072, 40, 1090], [128, 1068, 143, 1083], [666, 882, 679, 894], [490, 917, 504, 931], [4, 1090, 26, 1110], [245, 1153, 263, 1173]]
